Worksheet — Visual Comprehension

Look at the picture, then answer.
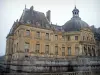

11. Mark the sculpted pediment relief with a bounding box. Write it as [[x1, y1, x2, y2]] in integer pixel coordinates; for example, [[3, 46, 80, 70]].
[[81, 27, 92, 32]]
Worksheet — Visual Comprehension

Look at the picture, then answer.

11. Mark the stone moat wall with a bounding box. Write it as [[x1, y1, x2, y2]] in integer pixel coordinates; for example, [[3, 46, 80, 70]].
[[4, 56, 100, 73]]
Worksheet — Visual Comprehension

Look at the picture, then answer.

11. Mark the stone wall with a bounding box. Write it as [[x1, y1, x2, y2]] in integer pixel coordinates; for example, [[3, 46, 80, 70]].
[[1, 71, 99, 75], [8, 56, 100, 73]]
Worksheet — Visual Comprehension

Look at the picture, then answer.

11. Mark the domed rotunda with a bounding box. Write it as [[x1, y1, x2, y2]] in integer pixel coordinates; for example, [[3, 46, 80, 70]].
[[63, 6, 89, 32]]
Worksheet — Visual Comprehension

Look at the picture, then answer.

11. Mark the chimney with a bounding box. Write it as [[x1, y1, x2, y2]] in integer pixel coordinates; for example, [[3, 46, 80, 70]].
[[46, 10, 51, 22]]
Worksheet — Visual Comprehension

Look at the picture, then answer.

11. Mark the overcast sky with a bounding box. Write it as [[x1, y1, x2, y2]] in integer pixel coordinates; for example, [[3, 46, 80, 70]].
[[0, 0, 100, 56]]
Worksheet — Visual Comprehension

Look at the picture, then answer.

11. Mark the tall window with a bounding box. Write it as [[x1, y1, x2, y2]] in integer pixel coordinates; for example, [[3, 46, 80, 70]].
[[19, 30, 21, 37], [62, 47, 65, 56], [14, 44, 16, 53], [83, 36, 85, 40], [36, 32, 40, 38], [68, 47, 71, 55], [36, 44, 40, 53], [87, 37, 89, 40], [17, 30, 19, 36], [46, 33, 49, 40], [75, 36, 78, 40], [55, 46, 58, 55], [55, 35, 58, 40], [45, 45, 49, 54], [68, 36, 70, 41], [24, 42, 29, 52], [75, 47, 79, 55], [17, 43, 18, 51], [26, 30, 30, 36]]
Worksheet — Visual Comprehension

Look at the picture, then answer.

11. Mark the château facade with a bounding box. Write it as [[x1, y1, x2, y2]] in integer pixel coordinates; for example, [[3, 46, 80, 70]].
[[5, 6, 100, 73]]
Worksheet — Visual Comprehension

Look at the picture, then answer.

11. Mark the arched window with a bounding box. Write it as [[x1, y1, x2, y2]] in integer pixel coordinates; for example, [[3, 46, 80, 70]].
[[75, 12, 76, 14]]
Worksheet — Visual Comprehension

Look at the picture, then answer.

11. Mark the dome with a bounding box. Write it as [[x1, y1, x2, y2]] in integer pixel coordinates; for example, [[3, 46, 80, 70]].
[[63, 17, 89, 31], [63, 6, 89, 32]]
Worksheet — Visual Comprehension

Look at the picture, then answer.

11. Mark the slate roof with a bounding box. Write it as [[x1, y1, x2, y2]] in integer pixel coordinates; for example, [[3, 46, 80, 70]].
[[19, 6, 49, 26], [8, 6, 50, 36], [51, 24, 64, 32], [63, 17, 89, 32], [90, 25, 100, 41]]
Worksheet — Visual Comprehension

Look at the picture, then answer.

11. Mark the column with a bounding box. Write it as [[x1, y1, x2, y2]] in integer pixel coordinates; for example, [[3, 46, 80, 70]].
[[84, 45, 87, 56], [93, 46, 96, 56], [94, 45, 97, 56], [88, 45, 92, 56], [87, 45, 90, 56]]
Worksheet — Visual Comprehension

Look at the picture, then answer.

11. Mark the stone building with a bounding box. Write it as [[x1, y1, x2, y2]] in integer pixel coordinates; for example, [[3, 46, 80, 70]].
[[5, 6, 100, 73]]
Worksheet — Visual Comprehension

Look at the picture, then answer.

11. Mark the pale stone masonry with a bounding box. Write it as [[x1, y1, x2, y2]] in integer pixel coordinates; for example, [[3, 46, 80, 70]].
[[5, 5, 100, 73]]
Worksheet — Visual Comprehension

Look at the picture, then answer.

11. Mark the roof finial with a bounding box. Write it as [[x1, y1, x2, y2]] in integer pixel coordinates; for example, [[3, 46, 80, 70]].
[[75, 5, 76, 9], [74, 0, 76, 8], [25, 4, 26, 9]]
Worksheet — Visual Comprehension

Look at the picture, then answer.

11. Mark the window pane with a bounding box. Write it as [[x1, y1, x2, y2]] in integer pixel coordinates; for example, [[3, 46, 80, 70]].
[[55, 46, 58, 55], [68, 36, 70, 41], [37, 32, 40, 38], [75, 36, 78, 40], [87, 37, 88, 40], [62, 47, 65, 52], [83, 36, 85, 40], [46, 33, 49, 40], [55, 35, 58, 40], [45, 45, 49, 54], [24, 42, 29, 52], [36, 44, 40, 53], [68, 47, 71, 55], [26, 30, 30, 36], [62, 47, 65, 56], [62, 52, 65, 56]]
